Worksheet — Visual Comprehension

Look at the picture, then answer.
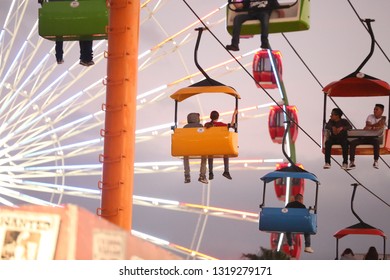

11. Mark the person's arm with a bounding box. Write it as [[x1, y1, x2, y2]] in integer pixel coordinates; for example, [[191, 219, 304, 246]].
[[343, 119, 352, 130], [230, 108, 238, 126], [204, 121, 213, 129], [325, 119, 332, 130], [364, 116, 385, 130]]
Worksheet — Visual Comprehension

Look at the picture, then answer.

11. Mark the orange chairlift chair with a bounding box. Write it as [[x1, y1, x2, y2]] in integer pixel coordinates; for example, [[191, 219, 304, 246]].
[[170, 27, 240, 159], [322, 19, 390, 156], [170, 84, 240, 159]]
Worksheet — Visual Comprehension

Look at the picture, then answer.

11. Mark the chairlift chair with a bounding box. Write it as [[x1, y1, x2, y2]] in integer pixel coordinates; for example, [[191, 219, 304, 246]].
[[38, 0, 109, 41], [226, 0, 310, 36], [170, 27, 240, 159], [259, 164, 319, 234], [334, 183, 387, 260], [322, 19, 390, 156]]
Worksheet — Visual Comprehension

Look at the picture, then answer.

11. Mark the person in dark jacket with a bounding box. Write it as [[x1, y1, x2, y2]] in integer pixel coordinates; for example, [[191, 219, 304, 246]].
[[285, 194, 314, 254], [323, 108, 352, 170], [364, 246, 379, 260], [226, 0, 280, 51]]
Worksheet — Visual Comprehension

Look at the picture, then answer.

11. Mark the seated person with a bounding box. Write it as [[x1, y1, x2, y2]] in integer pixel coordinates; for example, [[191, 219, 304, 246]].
[[323, 108, 352, 170], [204, 109, 238, 180], [226, 0, 280, 51], [285, 194, 314, 255], [349, 104, 386, 169], [183, 113, 208, 184]]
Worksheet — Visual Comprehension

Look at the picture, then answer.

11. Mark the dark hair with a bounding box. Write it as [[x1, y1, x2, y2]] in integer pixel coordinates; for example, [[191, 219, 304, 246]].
[[364, 246, 378, 260], [295, 193, 303, 200], [210, 111, 219, 121], [375, 104, 384, 110], [332, 108, 343, 117], [341, 248, 354, 256]]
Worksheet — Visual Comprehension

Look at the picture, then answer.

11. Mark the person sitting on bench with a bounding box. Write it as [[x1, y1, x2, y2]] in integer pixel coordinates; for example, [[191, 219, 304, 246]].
[[349, 104, 386, 169]]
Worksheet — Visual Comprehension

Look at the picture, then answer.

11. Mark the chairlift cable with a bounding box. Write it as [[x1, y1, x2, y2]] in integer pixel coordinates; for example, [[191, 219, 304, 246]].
[[346, 0, 390, 64]]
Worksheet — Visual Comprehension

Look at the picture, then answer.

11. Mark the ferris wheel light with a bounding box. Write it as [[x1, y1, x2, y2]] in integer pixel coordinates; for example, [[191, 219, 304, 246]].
[[131, 230, 170, 246]]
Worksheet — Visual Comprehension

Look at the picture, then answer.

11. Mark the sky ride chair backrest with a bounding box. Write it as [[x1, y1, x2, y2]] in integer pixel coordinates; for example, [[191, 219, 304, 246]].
[[226, 0, 310, 36], [258, 165, 320, 235], [38, 0, 109, 41], [170, 83, 240, 159]]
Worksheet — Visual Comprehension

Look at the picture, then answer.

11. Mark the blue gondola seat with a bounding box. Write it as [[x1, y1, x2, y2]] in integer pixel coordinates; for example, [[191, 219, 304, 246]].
[[259, 207, 317, 234]]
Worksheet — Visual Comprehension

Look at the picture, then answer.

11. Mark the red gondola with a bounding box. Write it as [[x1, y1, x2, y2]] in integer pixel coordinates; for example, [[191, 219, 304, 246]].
[[253, 50, 283, 89], [271, 232, 301, 259], [268, 105, 298, 144], [274, 162, 305, 201]]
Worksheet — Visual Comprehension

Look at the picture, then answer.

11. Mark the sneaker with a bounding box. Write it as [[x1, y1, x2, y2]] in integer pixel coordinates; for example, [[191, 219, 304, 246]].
[[260, 39, 269, 49], [222, 171, 232, 180], [260, 43, 269, 49], [184, 175, 190, 184], [341, 163, 348, 170], [80, 60, 95, 67], [323, 163, 331, 169], [226, 44, 239, 51], [304, 247, 314, 253], [57, 59, 64, 64], [349, 161, 356, 169], [198, 176, 208, 184], [373, 161, 379, 169], [209, 172, 214, 180]]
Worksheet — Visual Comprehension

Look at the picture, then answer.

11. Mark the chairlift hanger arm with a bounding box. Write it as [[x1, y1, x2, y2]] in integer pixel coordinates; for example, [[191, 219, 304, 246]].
[[350, 183, 364, 224], [350, 19, 375, 77], [259, 181, 267, 208], [194, 27, 213, 84]]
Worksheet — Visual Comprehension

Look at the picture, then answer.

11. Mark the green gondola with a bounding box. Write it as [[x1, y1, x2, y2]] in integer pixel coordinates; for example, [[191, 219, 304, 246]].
[[38, 0, 108, 41], [226, 0, 310, 36]]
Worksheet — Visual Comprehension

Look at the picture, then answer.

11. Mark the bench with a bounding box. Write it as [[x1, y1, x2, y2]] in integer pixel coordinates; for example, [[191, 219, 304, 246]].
[[322, 128, 390, 155]]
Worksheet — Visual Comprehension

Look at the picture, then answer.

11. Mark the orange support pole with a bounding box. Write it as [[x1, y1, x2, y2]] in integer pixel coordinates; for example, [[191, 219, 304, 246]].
[[98, 0, 140, 230]]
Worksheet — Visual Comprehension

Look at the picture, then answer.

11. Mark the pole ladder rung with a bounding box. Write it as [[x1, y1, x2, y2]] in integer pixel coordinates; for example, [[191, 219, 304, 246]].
[[98, 180, 123, 191], [99, 153, 124, 163]]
